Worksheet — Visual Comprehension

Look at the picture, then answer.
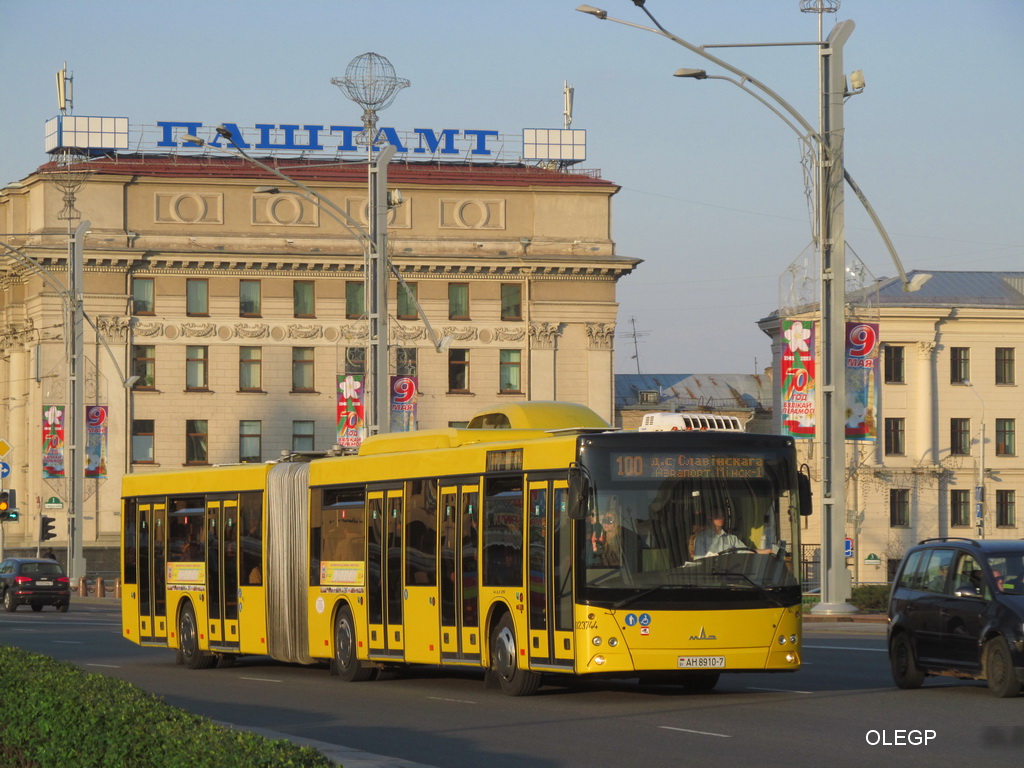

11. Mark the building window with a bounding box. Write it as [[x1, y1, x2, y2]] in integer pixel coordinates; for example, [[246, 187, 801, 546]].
[[132, 277, 154, 315], [396, 347, 417, 376], [890, 488, 910, 527], [293, 280, 315, 318], [293, 420, 315, 452], [186, 420, 208, 464], [448, 348, 470, 392], [501, 283, 522, 321], [996, 490, 1016, 527], [950, 347, 970, 384], [996, 347, 1015, 385], [239, 420, 261, 463], [185, 346, 209, 390], [398, 282, 418, 320], [996, 418, 1016, 456], [884, 418, 905, 456], [950, 418, 971, 456], [499, 349, 522, 393], [239, 347, 262, 391], [345, 346, 365, 375], [950, 489, 971, 527], [346, 281, 365, 319], [449, 283, 469, 320], [292, 347, 315, 392], [131, 345, 156, 389], [884, 345, 905, 384], [132, 420, 154, 464], [240, 280, 261, 317], [186, 279, 209, 316]]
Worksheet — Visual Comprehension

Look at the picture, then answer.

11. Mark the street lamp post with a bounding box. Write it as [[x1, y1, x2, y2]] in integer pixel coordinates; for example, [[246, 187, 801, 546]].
[[965, 381, 987, 538], [577, 2, 883, 613]]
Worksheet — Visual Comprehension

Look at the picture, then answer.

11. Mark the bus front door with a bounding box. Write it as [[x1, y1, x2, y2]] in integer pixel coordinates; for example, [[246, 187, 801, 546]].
[[137, 500, 168, 644], [439, 484, 482, 662], [527, 478, 574, 670], [367, 488, 404, 659], [205, 498, 240, 651]]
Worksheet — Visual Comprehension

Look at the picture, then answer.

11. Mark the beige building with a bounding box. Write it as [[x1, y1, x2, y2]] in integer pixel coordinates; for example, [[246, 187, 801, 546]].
[[761, 271, 1024, 584], [0, 154, 638, 570]]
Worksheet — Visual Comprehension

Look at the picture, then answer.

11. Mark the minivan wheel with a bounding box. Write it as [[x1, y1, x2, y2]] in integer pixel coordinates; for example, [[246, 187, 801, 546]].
[[985, 637, 1021, 698], [890, 633, 924, 689]]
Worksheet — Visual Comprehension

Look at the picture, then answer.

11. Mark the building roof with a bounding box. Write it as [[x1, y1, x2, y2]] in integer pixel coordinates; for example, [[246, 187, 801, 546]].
[[615, 373, 771, 411], [875, 270, 1024, 307], [27, 154, 618, 191]]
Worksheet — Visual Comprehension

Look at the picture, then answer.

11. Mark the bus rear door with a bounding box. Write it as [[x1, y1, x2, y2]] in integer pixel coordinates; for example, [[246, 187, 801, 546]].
[[367, 487, 404, 659], [205, 497, 240, 651]]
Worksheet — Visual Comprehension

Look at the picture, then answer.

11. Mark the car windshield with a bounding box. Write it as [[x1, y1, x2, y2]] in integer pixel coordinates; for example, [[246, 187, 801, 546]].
[[987, 553, 1024, 594]]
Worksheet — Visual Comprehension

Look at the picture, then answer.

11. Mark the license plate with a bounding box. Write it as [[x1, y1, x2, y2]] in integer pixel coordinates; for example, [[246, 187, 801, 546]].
[[36, 581, 53, 586], [677, 656, 726, 669]]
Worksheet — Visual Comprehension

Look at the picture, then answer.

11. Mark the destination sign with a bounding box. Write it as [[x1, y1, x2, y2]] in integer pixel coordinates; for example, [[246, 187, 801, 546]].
[[611, 453, 765, 481]]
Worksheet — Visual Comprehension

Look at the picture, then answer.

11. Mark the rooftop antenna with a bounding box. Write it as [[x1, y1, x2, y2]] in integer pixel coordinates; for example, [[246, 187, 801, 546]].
[[563, 81, 574, 128], [619, 317, 650, 375], [56, 62, 73, 114]]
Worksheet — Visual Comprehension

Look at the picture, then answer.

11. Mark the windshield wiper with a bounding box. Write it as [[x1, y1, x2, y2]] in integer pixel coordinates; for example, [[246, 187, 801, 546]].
[[712, 569, 787, 608], [612, 585, 679, 610]]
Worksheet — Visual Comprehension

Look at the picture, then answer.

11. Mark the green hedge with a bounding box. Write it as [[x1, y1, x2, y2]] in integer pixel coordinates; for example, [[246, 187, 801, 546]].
[[0, 646, 334, 768], [802, 584, 891, 613]]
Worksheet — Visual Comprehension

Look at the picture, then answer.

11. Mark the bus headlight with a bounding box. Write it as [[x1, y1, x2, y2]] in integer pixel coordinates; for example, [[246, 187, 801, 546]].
[[778, 635, 788, 645], [608, 637, 618, 647], [790, 634, 798, 645], [593, 655, 607, 666], [592, 636, 603, 646]]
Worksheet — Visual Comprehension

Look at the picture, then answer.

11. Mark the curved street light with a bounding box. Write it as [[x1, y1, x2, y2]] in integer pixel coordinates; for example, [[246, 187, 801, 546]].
[[578, 1, 881, 614]]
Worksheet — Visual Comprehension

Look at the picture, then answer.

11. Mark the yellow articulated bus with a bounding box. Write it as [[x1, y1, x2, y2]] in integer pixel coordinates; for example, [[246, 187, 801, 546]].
[[121, 402, 811, 695]]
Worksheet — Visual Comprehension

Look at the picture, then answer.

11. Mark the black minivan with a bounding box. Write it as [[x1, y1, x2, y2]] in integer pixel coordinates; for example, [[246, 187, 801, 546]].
[[888, 538, 1024, 697]]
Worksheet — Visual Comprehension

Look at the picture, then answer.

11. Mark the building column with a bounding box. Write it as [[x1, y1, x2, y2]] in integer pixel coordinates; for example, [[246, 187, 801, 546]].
[[586, 322, 615, 423], [528, 322, 562, 401], [916, 341, 937, 463]]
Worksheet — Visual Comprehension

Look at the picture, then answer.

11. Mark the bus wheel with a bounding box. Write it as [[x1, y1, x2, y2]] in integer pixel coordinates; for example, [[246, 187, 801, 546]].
[[178, 603, 215, 670], [490, 614, 541, 696], [333, 606, 375, 682]]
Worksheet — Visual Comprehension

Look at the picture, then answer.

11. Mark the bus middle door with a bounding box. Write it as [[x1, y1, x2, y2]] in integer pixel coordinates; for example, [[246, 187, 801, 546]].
[[439, 483, 482, 662], [205, 498, 240, 651], [136, 499, 168, 644]]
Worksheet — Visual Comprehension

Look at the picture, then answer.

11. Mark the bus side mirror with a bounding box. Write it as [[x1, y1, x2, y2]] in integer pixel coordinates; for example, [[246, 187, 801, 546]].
[[567, 465, 589, 520], [798, 472, 813, 517]]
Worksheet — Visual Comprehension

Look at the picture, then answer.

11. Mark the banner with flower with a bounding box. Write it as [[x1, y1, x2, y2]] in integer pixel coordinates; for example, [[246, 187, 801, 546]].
[[781, 320, 816, 438], [336, 374, 365, 449], [43, 405, 65, 478], [845, 322, 879, 440]]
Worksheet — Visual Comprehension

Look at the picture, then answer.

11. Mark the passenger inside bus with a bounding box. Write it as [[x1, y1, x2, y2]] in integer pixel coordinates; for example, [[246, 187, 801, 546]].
[[591, 499, 642, 568]]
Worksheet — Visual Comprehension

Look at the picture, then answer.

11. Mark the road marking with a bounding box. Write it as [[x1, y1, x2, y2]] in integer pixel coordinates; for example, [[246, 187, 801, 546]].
[[804, 644, 887, 653], [240, 676, 283, 683], [53, 640, 82, 644], [427, 696, 478, 704], [660, 726, 731, 738], [87, 663, 121, 669], [746, 686, 813, 694]]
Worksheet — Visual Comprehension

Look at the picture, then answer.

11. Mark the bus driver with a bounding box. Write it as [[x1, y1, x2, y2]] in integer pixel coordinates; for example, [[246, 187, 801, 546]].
[[693, 510, 743, 558]]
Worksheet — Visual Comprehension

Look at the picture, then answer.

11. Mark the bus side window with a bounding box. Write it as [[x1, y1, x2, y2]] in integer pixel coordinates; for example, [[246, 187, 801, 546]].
[[240, 492, 263, 585]]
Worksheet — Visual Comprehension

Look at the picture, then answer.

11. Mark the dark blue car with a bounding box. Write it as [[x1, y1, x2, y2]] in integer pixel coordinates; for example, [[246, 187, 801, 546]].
[[0, 557, 71, 613]]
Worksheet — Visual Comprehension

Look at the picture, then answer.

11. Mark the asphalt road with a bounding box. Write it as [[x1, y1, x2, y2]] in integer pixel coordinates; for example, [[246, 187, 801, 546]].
[[3, 599, 1021, 768]]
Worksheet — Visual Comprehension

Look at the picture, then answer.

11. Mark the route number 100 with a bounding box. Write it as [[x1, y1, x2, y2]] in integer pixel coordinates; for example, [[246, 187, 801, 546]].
[[616, 455, 644, 477]]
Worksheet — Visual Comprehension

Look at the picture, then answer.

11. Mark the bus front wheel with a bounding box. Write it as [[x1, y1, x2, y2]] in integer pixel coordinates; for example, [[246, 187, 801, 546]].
[[333, 606, 376, 682], [177, 602, 215, 670], [490, 614, 541, 696]]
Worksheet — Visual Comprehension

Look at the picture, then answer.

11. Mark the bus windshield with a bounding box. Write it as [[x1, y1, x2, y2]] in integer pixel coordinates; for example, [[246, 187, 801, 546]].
[[577, 434, 801, 607]]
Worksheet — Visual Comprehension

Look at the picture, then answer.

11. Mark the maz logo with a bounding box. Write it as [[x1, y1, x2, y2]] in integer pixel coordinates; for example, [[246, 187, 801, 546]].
[[689, 626, 718, 641]]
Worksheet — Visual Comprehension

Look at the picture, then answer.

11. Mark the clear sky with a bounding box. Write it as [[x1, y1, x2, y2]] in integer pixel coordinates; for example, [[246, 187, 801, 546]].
[[2, 1, 1021, 375]]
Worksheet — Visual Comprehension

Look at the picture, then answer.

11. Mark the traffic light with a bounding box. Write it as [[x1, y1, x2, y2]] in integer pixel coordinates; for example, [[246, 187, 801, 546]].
[[41, 514, 57, 541], [0, 490, 16, 521]]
